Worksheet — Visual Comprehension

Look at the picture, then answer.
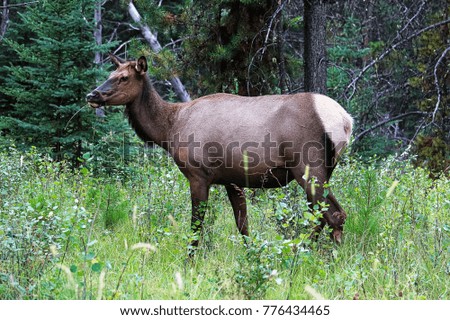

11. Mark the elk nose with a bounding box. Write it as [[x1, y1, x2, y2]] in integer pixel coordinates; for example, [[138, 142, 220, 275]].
[[86, 90, 100, 101]]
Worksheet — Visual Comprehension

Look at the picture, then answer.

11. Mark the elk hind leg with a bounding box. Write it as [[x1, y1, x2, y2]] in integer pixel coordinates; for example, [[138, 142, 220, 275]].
[[225, 184, 249, 239]]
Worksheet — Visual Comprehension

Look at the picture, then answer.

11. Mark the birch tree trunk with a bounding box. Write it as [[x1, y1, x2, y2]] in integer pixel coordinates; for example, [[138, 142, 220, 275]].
[[128, 1, 191, 102], [94, 0, 102, 65], [94, 0, 105, 117], [0, 0, 9, 40]]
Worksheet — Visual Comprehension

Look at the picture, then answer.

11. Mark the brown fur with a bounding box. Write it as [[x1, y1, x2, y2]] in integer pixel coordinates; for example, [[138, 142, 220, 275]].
[[86, 55, 353, 252]]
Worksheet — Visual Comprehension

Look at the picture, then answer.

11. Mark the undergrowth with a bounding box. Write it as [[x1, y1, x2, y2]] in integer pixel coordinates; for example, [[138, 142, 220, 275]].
[[0, 147, 448, 299]]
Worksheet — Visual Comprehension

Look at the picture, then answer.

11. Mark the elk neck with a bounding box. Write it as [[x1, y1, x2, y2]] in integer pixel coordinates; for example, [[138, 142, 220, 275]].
[[125, 75, 180, 149]]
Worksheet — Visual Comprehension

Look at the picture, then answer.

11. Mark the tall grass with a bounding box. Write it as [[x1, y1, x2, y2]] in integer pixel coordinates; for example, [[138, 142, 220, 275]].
[[0, 147, 448, 299]]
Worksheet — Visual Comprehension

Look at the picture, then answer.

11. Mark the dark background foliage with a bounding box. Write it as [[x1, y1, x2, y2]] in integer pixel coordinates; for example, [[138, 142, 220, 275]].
[[0, 0, 448, 175]]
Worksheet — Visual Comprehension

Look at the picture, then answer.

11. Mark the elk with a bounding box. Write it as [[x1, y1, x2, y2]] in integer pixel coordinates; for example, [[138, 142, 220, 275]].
[[86, 55, 353, 253]]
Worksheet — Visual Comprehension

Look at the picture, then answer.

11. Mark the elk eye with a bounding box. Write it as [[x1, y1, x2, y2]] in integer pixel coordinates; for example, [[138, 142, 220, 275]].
[[120, 76, 129, 83]]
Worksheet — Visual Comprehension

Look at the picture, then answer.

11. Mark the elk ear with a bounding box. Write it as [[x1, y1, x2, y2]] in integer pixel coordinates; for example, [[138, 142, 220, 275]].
[[135, 56, 148, 74], [109, 53, 125, 67]]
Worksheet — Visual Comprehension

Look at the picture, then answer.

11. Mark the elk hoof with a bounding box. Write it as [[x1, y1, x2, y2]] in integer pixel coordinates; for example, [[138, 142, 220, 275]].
[[331, 229, 343, 244]]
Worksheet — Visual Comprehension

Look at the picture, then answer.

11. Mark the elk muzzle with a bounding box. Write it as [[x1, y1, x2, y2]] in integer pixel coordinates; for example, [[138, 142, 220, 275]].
[[86, 90, 104, 108], [86, 78, 115, 108]]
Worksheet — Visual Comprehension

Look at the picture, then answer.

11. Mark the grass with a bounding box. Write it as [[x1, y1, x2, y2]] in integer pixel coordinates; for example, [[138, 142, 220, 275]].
[[0, 147, 448, 300]]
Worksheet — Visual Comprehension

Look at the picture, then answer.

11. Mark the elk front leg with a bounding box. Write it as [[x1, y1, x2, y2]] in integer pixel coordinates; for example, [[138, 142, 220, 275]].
[[291, 167, 347, 243], [307, 184, 346, 243], [323, 190, 347, 243], [188, 179, 210, 255]]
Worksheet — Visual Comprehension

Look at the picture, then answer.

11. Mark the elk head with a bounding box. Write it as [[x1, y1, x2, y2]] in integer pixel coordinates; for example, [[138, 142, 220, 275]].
[[86, 54, 148, 108]]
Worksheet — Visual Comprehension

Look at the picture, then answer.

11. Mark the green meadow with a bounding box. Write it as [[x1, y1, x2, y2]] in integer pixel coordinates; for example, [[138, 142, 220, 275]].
[[0, 148, 448, 300]]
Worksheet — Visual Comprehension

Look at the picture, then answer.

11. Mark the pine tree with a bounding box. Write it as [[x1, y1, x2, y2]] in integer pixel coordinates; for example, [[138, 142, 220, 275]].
[[0, 0, 102, 162], [181, 0, 279, 96]]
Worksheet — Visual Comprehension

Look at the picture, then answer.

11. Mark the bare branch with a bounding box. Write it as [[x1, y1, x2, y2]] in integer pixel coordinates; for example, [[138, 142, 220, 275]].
[[162, 36, 192, 50], [432, 45, 450, 123], [247, 0, 288, 94], [108, 23, 120, 42], [394, 0, 426, 41], [352, 111, 428, 145], [261, 0, 286, 56], [0, 1, 38, 9], [113, 39, 134, 55], [345, 17, 450, 100]]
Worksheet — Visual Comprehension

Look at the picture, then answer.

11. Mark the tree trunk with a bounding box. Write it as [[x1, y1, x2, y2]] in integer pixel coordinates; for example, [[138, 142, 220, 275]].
[[94, 0, 105, 118], [94, 1, 102, 65], [276, 5, 288, 93], [0, 0, 9, 40], [304, 0, 327, 94], [128, 1, 191, 102], [362, 0, 375, 66]]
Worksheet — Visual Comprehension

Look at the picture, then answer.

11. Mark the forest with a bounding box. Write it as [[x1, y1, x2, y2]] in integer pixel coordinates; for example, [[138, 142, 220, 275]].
[[0, 0, 449, 300]]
